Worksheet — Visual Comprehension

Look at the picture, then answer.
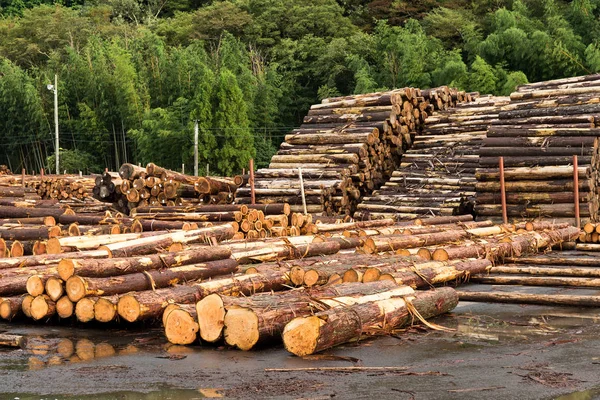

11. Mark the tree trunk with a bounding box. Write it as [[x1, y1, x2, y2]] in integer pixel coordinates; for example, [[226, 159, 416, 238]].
[[282, 287, 458, 356]]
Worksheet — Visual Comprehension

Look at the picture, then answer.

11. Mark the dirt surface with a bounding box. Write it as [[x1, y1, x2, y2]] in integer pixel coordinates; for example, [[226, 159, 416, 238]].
[[1, 292, 600, 399]]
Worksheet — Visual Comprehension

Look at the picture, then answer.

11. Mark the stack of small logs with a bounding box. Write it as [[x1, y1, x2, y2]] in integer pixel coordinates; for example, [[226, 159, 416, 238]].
[[94, 163, 240, 214], [24, 175, 95, 201], [236, 87, 471, 215], [131, 203, 296, 240], [355, 95, 510, 221], [475, 73, 600, 223]]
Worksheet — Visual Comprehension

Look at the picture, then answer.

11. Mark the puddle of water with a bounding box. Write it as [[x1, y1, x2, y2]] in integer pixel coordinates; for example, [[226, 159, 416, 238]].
[[554, 386, 600, 400], [3, 387, 211, 400]]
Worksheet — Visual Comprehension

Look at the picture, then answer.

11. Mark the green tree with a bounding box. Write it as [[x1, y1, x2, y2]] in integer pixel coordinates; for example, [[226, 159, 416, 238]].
[[212, 69, 255, 176]]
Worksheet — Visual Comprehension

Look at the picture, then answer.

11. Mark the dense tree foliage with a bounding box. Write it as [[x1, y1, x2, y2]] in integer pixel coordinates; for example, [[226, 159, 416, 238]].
[[1, 0, 599, 173]]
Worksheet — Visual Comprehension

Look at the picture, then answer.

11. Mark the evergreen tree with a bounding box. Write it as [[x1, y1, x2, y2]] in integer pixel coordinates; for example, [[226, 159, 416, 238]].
[[212, 69, 255, 176]]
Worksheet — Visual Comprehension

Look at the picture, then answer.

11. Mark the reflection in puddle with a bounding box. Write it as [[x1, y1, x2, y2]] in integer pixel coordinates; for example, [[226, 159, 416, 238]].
[[555, 386, 600, 400], [3, 387, 207, 400]]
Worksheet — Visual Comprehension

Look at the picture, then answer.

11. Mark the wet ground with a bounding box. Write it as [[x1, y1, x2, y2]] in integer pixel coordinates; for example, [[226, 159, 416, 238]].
[[1, 290, 600, 399]]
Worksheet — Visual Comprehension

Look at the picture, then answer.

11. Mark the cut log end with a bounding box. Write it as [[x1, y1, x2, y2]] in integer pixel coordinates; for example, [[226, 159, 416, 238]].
[[75, 298, 96, 323], [197, 294, 226, 343], [362, 268, 381, 283], [46, 238, 62, 254], [57, 259, 75, 281], [21, 295, 34, 318], [30, 296, 55, 321], [66, 276, 87, 302], [45, 277, 64, 302], [432, 249, 449, 262], [342, 269, 361, 283], [223, 308, 259, 351], [116, 295, 140, 323], [0, 299, 17, 320], [56, 297, 74, 319], [290, 267, 305, 286], [282, 316, 321, 357], [26, 275, 46, 297], [164, 309, 199, 345], [94, 298, 117, 323], [303, 270, 321, 287]]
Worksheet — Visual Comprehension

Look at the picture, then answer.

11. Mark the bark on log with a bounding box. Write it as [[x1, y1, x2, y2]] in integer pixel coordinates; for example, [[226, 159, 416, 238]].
[[65, 258, 238, 302], [282, 287, 458, 356]]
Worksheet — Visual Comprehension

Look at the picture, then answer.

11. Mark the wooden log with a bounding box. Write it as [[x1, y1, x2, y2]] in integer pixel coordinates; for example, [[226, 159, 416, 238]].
[[0, 296, 23, 319], [56, 296, 73, 319], [470, 275, 600, 287], [65, 258, 238, 302], [488, 264, 600, 278], [57, 246, 232, 280], [362, 230, 469, 254], [119, 270, 289, 323], [282, 287, 458, 356], [100, 225, 235, 258], [457, 290, 600, 307], [163, 304, 199, 345], [221, 281, 402, 350], [119, 163, 146, 180], [30, 295, 56, 320]]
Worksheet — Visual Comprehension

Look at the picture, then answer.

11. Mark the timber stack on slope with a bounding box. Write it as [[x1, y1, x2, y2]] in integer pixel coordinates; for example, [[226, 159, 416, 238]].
[[475, 74, 600, 223], [355, 95, 509, 221], [236, 87, 471, 215]]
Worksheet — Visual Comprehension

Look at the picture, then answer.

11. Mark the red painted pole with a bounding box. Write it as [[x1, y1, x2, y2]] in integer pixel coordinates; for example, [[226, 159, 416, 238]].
[[573, 155, 580, 229], [249, 159, 255, 205], [499, 157, 508, 225]]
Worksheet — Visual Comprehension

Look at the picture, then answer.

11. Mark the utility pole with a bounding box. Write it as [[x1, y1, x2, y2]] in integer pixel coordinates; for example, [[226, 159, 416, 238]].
[[194, 120, 199, 177], [47, 75, 59, 174]]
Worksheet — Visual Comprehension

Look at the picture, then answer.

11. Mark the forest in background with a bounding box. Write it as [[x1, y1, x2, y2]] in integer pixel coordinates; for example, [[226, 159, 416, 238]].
[[0, 0, 599, 174]]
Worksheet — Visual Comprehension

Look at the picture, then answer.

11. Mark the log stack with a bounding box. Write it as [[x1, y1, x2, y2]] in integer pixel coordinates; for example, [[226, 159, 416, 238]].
[[25, 176, 95, 201], [588, 137, 600, 222], [475, 74, 600, 223], [237, 87, 470, 215], [355, 95, 509, 220], [94, 163, 241, 215]]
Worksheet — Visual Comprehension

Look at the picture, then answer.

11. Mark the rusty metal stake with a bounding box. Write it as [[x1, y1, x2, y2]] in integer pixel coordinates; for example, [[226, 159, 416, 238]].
[[249, 159, 255, 205], [499, 156, 508, 225], [573, 155, 580, 229]]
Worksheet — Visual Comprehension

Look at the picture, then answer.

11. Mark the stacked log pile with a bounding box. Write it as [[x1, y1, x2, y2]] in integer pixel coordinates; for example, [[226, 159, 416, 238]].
[[460, 249, 600, 307], [355, 95, 510, 221], [164, 220, 576, 353], [24, 176, 95, 201], [588, 137, 600, 222], [94, 163, 241, 214], [237, 87, 470, 215], [475, 74, 600, 223], [0, 210, 580, 355]]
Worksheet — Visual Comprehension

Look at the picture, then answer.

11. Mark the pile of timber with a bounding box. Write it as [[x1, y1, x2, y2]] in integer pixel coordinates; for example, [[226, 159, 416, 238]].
[[355, 95, 510, 221], [0, 213, 578, 356], [588, 137, 600, 221], [577, 221, 600, 246], [162, 218, 577, 353], [24, 175, 95, 201], [459, 249, 600, 307], [131, 203, 296, 240], [237, 87, 470, 215], [475, 74, 600, 223], [94, 163, 241, 214]]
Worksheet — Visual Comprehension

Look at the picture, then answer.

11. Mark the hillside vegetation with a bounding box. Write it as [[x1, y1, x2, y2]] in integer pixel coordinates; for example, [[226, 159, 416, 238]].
[[0, 0, 598, 173]]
